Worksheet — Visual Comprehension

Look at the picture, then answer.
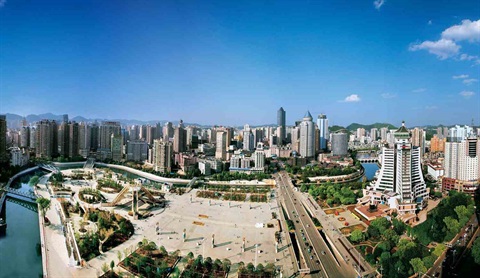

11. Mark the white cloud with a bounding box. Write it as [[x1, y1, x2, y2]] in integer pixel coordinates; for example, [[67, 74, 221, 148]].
[[409, 19, 480, 63], [459, 54, 478, 61], [373, 0, 385, 10], [412, 88, 427, 93], [409, 39, 460, 60], [463, 78, 478, 85], [381, 93, 396, 99], [0, 0, 6, 8], [343, 94, 361, 102], [452, 74, 469, 79], [442, 19, 480, 42], [428, 20, 433, 25], [425, 106, 438, 110], [460, 91, 475, 98]]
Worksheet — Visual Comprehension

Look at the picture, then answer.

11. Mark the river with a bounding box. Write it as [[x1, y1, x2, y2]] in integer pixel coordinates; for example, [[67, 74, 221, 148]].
[[0, 174, 43, 278], [361, 163, 380, 181]]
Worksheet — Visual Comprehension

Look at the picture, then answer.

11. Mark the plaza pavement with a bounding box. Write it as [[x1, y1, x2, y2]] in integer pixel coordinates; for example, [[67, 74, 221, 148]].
[[41, 170, 295, 277]]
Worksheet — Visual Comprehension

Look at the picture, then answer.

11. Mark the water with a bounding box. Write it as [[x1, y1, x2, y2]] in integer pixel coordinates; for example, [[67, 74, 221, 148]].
[[361, 163, 380, 181], [0, 176, 43, 278]]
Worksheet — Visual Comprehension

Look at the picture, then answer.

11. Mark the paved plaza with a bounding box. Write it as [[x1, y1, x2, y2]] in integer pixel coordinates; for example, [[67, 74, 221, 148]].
[[41, 169, 295, 277]]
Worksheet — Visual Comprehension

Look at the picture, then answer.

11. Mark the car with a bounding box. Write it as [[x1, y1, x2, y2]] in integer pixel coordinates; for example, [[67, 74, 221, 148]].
[[321, 251, 326, 255]]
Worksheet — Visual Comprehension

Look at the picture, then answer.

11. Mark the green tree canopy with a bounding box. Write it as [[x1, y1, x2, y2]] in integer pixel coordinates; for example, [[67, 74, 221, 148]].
[[410, 258, 427, 275], [472, 237, 480, 265]]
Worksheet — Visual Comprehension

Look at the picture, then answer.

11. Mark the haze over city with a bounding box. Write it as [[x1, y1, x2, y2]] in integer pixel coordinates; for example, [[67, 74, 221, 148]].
[[1, 1, 479, 126]]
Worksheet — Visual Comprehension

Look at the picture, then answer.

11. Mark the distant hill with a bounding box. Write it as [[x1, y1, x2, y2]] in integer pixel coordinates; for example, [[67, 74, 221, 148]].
[[346, 123, 397, 131], [329, 125, 348, 133]]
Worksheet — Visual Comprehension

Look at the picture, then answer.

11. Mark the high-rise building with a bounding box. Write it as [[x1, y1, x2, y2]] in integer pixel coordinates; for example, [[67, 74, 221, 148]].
[[356, 128, 366, 139], [78, 122, 91, 158], [163, 122, 174, 142], [35, 120, 58, 158], [243, 130, 254, 151], [380, 127, 389, 141], [299, 111, 315, 158], [369, 122, 428, 211], [449, 125, 473, 142], [153, 139, 173, 173], [317, 114, 328, 151], [0, 115, 6, 162], [370, 128, 378, 141], [127, 140, 148, 162], [99, 121, 121, 149], [58, 120, 70, 157], [20, 126, 30, 149], [331, 131, 348, 156], [90, 121, 99, 151], [29, 127, 36, 150], [254, 128, 264, 144], [277, 107, 286, 145], [146, 125, 155, 146], [444, 138, 479, 181], [411, 127, 425, 156], [254, 143, 266, 169], [430, 135, 446, 153], [443, 137, 479, 195], [68, 121, 79, 158], [215, 131, 227, 160], [110, 134, 123, 162], [173, 121, 187, 153]]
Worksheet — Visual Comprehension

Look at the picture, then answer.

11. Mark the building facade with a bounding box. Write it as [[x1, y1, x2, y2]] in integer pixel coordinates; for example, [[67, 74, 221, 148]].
[[299, 111, 315, 158]]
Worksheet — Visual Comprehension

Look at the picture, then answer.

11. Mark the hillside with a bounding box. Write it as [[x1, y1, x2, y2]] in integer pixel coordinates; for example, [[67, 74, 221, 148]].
[[346, 123, 397, 131]]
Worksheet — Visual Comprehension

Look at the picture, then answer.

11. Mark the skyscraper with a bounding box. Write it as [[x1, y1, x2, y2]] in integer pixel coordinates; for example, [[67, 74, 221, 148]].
[[127, 140, 148, 162], [163, 122, 174, 142], [411, 127, 425, 156], [173, 120, 187, 153], [369, 122, 428, 212], [215, 131, 227, 160], [78, 122, 91, 158], [68, 121, 79, 158], [153, 139, 173, 173], [242, 130, 254, 151], [99, 121, 121, 149], [277, 107, 286, 145], [35, 120, 58, 158], [299, 111, 315, 158], [331, 131, 348, 156], [317, 114, 328, 151], [0, 115, 6, 162], [110, 134, 123, 161], [58, 119, 70, 157]]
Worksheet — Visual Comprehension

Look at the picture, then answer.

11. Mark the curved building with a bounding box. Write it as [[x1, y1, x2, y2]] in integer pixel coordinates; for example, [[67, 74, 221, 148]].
[[331, 131, 348, 156]]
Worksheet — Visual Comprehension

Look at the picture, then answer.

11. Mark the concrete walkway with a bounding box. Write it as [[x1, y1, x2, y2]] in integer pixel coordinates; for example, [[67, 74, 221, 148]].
[[37, 174, 96, 278]]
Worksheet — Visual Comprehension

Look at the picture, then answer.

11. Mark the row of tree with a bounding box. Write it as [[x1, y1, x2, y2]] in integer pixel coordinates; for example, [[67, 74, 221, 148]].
[[303, 181, 364, 206]]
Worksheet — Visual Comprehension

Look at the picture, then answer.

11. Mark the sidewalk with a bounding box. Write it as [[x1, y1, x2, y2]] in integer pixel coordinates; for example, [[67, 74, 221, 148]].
[[37, 174, 96, 278]]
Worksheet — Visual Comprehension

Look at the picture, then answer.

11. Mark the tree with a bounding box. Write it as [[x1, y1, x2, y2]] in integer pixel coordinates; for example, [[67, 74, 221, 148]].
[[472, 237, 480, 265], [36, 197, 51, 220], [367, 225, 380, 239], [350, 230, 365, 243], [410, 258, 427, 276], [110, 260, 115, 272], [432, 244, 446, 258], [422, 255, 436, 269], [101, 262, 109, 273], [29, 176, 40, 187], [370, 217, 390, 234]]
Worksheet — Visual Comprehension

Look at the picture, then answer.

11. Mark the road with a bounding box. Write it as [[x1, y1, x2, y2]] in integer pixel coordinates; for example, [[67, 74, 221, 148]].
[[276, 171, 353, 278]]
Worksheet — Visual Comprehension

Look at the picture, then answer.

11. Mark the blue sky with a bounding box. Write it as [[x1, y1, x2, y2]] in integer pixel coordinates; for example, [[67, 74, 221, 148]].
[[0, 0, 479, 127]]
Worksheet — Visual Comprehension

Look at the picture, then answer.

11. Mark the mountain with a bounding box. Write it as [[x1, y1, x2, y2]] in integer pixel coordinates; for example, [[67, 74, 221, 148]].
[[329, 125, 348, 133], [346, 123, 397, 131]]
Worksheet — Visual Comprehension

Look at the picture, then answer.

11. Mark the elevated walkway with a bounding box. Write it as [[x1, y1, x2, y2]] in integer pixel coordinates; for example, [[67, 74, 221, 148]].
[[1, 187, 38, 201]]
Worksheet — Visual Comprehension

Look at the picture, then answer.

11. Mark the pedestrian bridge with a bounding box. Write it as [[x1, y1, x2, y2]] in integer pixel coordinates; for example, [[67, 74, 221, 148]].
[[38, 163, 60, 174], [0, 187, 38, 202]]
